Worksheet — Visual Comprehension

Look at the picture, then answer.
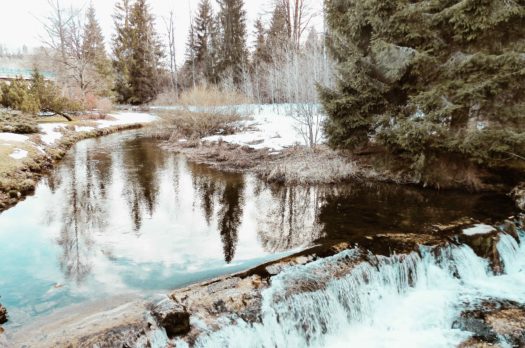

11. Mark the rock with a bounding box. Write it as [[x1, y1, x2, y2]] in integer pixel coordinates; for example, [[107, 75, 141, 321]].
[[454, 300, 525, 347], [511, 183, 525, 211], [458, 230, 502, 273], [151, 297, 190, 338], [458, 337, 502, 347], [0, 304, 7, 325]]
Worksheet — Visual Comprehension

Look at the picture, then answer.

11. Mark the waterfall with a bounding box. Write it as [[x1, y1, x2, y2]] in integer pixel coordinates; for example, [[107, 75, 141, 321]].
[[188, 231, 524, 348]]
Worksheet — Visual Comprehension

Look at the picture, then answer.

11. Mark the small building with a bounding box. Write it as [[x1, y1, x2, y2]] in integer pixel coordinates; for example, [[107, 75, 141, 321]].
[[0, 67, 55, 82]]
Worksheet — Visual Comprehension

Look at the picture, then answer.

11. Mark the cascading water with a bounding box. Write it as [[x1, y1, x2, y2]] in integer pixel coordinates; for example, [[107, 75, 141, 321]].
[[184, 229, 524, 348]]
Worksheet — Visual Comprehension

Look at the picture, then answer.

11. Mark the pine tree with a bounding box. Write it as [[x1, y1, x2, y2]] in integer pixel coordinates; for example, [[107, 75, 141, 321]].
[[267, 2, 290, 53], [216, 0, 248, 85], [193, 0, 214, 80], [112, 0, 163, 104], [83, 3, 112, 96], [128, 0, 163, 104], [252, 18, 271, 66], [112, 0, 133, 103], [321, 0, 525, 175]]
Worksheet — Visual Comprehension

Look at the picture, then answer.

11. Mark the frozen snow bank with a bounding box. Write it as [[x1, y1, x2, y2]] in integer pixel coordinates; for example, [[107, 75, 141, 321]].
[[201, 104, 325, 152], [39, 123, 65, 145], [0, 133, 29, 143], [75, 126, 95, 132], [9, 149, 28, 160], [98, 112, 157, 128], [463, 224, 497, 236], [37, 113, 157, 144]]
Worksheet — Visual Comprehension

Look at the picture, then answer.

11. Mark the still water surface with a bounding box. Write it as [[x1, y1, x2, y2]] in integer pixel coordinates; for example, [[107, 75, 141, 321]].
[[0, 130, 515, 326]]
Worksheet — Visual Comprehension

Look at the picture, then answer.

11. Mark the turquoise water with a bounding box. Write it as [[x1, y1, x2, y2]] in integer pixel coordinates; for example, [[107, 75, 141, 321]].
[[0, 130, 515, 327]]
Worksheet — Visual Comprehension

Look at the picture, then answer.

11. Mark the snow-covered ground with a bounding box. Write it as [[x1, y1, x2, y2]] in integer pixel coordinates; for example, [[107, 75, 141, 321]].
[[0, 112, 157, 162], [206, 104, 325, 152], [9, 149, 28, 160], [38, 112, 158, 146], [0, 133, 29, 143], [154, 104, 326, 152]]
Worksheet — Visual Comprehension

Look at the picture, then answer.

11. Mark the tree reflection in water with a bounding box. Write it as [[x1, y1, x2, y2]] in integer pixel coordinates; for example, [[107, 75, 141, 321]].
[[38, 133, 516, 288], [189, 163, 245, 263], [255, 184, 324, 252], [53, 145, 113, 283], [121, 138, 166, 232]]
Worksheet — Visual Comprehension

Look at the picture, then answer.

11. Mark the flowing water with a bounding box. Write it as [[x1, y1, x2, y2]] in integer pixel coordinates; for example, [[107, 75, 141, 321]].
[[0, 130, 519, 339], [190, 232, 525, 348]]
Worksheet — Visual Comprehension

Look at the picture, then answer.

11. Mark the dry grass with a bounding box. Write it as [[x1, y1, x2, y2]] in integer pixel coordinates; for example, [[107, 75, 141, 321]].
[[178, 85, 250, 107], [257, 146, 359, 185], [153, 90, 179, 106], [153, 109, 243, 140]]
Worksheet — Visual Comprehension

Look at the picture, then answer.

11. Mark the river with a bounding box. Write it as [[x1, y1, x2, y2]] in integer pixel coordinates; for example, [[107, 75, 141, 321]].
[[0, 130, 518, 339]]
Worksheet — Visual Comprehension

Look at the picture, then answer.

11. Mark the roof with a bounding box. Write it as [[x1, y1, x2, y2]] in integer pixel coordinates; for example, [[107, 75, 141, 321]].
[[0, 67, 55, 80]]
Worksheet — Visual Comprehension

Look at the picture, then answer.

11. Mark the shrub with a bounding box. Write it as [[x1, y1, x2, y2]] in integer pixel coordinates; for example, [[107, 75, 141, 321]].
[[156, 109, 242, 140], [0, 108, 38, 134], [1, 79, 40, 114]]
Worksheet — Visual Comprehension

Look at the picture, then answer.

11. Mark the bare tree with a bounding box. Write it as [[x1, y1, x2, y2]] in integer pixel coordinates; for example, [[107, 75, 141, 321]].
[[276, 0, 315, 49], [163, 10, 179, 97]]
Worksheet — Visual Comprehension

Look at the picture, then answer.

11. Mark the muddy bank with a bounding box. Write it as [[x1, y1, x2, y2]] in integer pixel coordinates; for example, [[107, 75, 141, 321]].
[[160, 140, 401, 186], [0, 123, 149, 213], [160, 138, 521, 194]]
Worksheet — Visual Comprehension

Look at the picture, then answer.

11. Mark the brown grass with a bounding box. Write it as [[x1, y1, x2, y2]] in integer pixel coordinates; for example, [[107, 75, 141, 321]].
[[257, 146, 359, 185], [178, 85, 250, 107]]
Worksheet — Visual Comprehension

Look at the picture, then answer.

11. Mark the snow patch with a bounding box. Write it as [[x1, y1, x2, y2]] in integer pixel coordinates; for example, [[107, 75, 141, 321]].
[[0, 133, 29, 142], [9, 148, 28, 160], [462, 224, 496, 236], [200, 104, 321, 151], [39, 123, 65, 145], [98, 112, 157, 128], [75, 126, 95, 132]]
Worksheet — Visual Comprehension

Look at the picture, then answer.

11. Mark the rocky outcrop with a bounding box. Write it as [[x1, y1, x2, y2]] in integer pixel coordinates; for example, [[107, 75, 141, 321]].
[[0, 304, 7, 325], [455, 300, 525, 347], [151, 297, 190, 337], [511, 183, 525, 211], [5, 216, 523, 347]]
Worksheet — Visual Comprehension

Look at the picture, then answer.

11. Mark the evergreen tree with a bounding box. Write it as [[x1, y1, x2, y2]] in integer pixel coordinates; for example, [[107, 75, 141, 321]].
[[83, 3, 113, 96], [252, 18, 271, 66], [112, 0, 163, 104], [321, 0, 525, 175], [267, 2, 290, 53], [194, 0, 214, 77], [128, 0, 163, 104], [216, 0, 248, 85], [112, 0, 133, 103]]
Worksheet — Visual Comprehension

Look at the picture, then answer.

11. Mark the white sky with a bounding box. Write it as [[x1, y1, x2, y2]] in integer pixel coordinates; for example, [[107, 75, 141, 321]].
[[0, 0, 323, 64]]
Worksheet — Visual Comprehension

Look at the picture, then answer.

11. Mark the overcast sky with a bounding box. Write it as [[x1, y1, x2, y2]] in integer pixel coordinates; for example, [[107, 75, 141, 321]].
[[0, 0, 323, 63]]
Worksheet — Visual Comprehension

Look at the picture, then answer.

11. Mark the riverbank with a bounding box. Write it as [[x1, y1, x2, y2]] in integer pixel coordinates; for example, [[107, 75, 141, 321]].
[[0, 112, 157, 212], [5, 215, 522, 347], [154, 104, 523, 197]]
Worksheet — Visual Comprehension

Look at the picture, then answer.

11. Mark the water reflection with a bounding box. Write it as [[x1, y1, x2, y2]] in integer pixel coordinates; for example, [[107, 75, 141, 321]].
[[0, 130, 516, 325], [256, 185, 324, 252]]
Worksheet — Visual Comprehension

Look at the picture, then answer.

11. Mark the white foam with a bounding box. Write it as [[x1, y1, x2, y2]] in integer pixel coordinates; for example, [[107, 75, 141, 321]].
[[191, 232, 525, 348]]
